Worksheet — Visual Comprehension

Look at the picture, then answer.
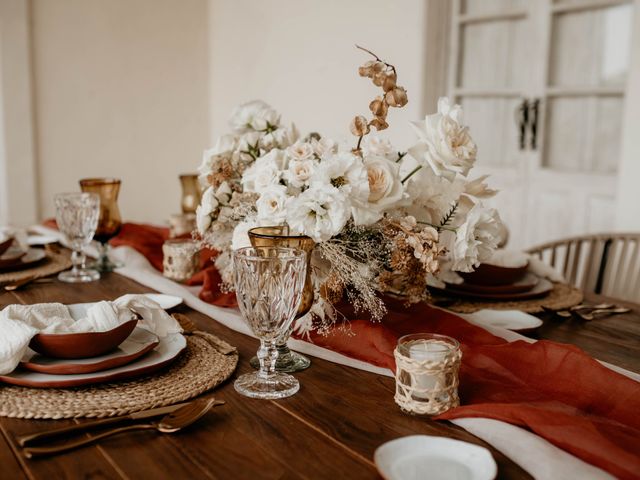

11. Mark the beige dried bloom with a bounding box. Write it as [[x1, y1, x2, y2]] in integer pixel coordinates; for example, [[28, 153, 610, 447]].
[[382, 72, 397, 92], [370, 117, 389, 131], [369, 97, 388, 118], [350, 115, 370, 136], [385, 87, 408, 108]]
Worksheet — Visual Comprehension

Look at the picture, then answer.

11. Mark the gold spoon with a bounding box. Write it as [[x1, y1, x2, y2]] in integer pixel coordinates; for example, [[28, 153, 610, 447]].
[[23, 398, 224, 458]]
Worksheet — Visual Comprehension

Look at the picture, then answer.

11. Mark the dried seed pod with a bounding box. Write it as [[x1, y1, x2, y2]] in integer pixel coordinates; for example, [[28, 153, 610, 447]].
[[358, 60, 376, 78], [385, 86, 408, 107], [350, 115, 370, 136], [369, 97, 388, 118], [370, 117, 389, 131], [382, 72, 397, 92]]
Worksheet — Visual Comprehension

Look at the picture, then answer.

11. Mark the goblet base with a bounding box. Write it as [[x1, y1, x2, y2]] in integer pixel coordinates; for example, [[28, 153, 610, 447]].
[[250, 347, 311, 373], [91, 256, 123, 273], [234, 372, 300, 399], [58, 268, 100, 283]]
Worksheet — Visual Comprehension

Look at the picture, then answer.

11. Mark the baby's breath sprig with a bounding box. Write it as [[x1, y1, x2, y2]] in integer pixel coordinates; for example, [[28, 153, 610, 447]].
[[351, 45, 408, 155]]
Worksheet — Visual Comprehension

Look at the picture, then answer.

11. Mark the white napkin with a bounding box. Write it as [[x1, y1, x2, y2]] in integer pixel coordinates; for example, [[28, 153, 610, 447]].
[[0, 294, 182, 375]]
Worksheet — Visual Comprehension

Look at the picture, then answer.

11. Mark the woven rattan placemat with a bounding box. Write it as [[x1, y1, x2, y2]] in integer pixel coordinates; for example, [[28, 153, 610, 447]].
[[435, 282, 584, 314], [0, 248, 72, 285], [0, 332, 238, 419]]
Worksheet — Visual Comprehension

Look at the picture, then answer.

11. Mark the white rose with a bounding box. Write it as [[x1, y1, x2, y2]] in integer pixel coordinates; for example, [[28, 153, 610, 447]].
[[311, 152, 369, 204], [196, 186, 219, 234], [256, 185, 289, 224], [285, 158, 316, 188], [364, 135, 393, 157], [286, 141, 314, 160], [446, 199, 503, 272], [311, 137, 337, 158], [229, 100, 280, 133], [286, 185, 350, 242], [231, 219, 258, 250], [408, 97, 477, 181], [241, 149, 287, 193], [351, 155, 406, 225], [214, 181, 233, 204]]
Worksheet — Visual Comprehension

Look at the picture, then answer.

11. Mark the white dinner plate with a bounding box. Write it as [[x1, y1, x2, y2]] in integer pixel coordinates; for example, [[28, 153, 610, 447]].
[[1, 332, 186, 388], [142, 293, 183, 310], [374, 435, 497, 480], [461, 309, 543, 332]]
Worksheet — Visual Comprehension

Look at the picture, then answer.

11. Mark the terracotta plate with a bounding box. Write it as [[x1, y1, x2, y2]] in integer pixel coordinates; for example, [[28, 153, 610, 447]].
[[440, 277, 553, 301], [1, 332, 186, 388], [445, 273, 539, 295], [21, 328, 159, 375], [0, 248, 46, 271]]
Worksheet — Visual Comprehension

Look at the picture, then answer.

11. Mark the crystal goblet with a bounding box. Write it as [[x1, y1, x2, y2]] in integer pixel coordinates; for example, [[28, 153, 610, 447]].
[[79, 178, 123, 272], [233, 246, 307, 399], [54, 192, 101, 283]]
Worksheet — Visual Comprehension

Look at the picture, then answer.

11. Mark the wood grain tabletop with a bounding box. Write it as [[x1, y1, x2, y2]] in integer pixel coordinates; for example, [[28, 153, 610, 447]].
[[0, 273, 638, 480]]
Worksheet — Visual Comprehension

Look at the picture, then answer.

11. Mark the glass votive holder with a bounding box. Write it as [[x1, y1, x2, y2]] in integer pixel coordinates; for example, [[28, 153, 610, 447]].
[[169, 213, 196, 238], [162, 239, 199, 282], [394, 333, 462, 416]]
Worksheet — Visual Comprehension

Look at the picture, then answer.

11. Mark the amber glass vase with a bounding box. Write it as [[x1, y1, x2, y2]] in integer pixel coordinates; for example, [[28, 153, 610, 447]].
[[79, 178, 123, 272], [180, 174, 201, 214], [248, 226, 314, 373]]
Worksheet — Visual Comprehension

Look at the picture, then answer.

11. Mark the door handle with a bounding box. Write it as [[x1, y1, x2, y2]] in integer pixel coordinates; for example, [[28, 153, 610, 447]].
[[515, 98, 529, 150], [529, 98, 540, 150]]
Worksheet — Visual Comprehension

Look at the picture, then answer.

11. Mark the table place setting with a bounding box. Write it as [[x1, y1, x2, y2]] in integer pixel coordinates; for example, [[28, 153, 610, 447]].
[[0, 46, 638, 480]]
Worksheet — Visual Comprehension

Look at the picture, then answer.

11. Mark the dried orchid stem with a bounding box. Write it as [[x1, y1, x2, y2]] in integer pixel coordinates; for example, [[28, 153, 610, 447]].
[[355, 44, 397, 74]]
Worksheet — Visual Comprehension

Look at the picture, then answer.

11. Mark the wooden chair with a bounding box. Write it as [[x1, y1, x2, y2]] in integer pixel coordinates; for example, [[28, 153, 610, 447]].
[[526, 233, 640, 302]]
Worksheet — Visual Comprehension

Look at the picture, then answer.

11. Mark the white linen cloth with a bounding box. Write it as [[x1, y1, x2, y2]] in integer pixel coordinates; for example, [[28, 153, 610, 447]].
[[27, 226, 636, 479], [0, 294, 181, 375]]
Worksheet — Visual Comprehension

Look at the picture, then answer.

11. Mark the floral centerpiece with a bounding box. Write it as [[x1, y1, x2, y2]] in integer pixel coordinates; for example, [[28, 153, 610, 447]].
[[196, 47, 504, 333]]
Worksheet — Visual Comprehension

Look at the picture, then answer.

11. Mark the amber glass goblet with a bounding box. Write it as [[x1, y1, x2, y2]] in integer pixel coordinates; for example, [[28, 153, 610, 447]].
[[79, 178, 123, 272], [180, 174, 202, 214], [248, 226, 314, 373]]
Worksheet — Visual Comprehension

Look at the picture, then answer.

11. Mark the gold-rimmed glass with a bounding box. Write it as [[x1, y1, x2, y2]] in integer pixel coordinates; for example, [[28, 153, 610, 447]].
[[79, 178, 123, 272], [248, 226, 315, 373], [180, 174, 202, 214]]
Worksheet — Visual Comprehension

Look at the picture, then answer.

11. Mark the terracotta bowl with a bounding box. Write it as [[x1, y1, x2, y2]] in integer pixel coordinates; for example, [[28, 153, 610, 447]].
[[29, 319, 139, 359], [459, 262, 529, 286], [0, 237, 13, 257]]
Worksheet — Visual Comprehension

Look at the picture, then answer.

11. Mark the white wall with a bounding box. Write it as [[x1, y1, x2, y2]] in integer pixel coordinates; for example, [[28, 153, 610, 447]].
[[31, 0, 210, 223], [207, 0, 430, 149]]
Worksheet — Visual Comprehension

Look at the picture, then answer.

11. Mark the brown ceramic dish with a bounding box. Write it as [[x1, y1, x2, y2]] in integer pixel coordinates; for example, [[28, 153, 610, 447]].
[[442, 277, 553, 301], [0, 248, 46, 271], [459, 262, 529, 286], [29, 319, 139, 359], [446, 273, 539, 295], [21, 328, 159, 375], [0, 237, 14, 256]]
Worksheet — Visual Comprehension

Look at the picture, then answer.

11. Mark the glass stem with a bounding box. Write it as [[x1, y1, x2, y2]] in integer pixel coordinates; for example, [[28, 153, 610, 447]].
[[71, 248, 86, 274], [257, 339, 278, 379]]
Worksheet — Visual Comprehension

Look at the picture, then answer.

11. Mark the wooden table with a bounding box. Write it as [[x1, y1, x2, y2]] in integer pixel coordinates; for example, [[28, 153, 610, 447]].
[[0, 273, 638, 479]]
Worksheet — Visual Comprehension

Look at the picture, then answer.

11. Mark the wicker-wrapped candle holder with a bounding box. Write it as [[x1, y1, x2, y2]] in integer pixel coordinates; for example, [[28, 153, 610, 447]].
[[394, 333, 462, 416]]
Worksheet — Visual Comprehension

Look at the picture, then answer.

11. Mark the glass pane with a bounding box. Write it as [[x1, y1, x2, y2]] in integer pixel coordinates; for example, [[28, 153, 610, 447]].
[[459, 19, 528, 88], [462, 0, 525, 15], [549, 4, 634, 87], [461, 97, 521, 167], [543, 96, 623, 173]]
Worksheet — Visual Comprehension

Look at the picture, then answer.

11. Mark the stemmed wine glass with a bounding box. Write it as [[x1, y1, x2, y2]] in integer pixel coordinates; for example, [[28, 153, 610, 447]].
[[79, 178, 123, 272], [54, 192, 101, 283], [233, 246, 307, 399]]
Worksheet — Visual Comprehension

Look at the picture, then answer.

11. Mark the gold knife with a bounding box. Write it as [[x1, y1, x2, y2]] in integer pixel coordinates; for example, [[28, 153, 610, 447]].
[[17, 402, 191, 447]]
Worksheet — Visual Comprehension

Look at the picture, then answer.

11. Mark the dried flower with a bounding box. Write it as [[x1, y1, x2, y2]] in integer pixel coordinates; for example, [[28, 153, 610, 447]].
[[350, 115, 370, 136], [358, 60, 385, 78], [369, 97, 388, 118], [370, 117, 389, 131], [382, 72, 397, 92], [385, 87, 408, 108]]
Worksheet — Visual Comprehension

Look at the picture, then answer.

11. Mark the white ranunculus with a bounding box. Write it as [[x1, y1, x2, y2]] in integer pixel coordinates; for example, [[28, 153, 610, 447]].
[[256, 185, 289, 224], [408, 97, 477, 181], [229, 100, 280, 134], [311, 152, 369, 204], [285, 158, 316, 189], [196, 186, 219, 234], [447, 199, 503, 272], [364, 136, 393, 157], [285, 185, 350, 242], [311, 137, 337, 158], [231, 219, 258, 250], [286, 141, 314, 161], [352, 155, 406, 225], [241, 149, 287, 193]]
